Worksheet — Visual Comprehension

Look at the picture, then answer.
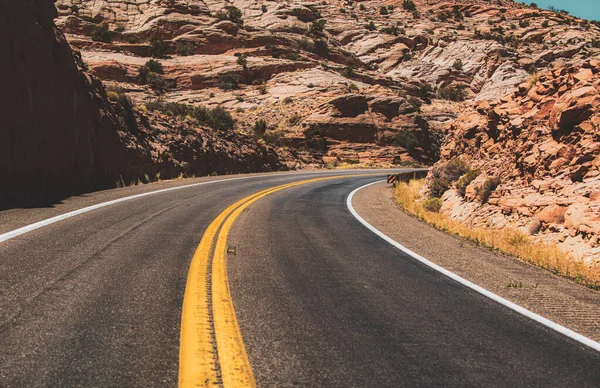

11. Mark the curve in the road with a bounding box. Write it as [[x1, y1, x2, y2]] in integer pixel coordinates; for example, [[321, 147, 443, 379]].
[[347, 180, 600, 353]]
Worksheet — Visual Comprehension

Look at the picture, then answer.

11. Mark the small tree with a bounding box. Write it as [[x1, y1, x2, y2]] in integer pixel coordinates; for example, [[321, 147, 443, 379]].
[[309, 19, 326, 35], [402, 0, 417, 12], [225, 6, 243, 24], [91, 24, 114, 43], [452, 59, 464, 71], [149, 37, 169, 58], [253, 119, 268, 135]]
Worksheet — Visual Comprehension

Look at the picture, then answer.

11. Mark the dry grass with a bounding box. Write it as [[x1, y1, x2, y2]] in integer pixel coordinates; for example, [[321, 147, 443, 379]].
[[525, 72, 540, 91], [395, 180, 600, 290]]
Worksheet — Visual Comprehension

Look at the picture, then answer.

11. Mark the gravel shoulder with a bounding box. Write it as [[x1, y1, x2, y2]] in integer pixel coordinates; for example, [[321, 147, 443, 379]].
[[352, 182, 600, 342]]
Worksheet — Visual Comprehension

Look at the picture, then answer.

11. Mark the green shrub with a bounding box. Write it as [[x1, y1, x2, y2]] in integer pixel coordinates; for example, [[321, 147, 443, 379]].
[[299, 39, 315, 52], [253, 118, 268, 135], [235, 53, 248, 69], [218, 72, 241, 90], [519, 19, 531, 28], [455, 169, 480, 197], [139, 60, 165, 85], [115, 24, 126, 33], [452, 59, 464, 71], [381, 26, 400, 35], [366, 21, 377, 31], [437, 84, 467, 101], [309, 19, 326, 35], [359, 4, 366, 11], [429, 158, 470, 198], [393, 130, 418, 151], [91, 24, 115, 43], [146, 72, 172, 94], [417, 83, 433, 99], [145, 101, 234, 131], [217, 6, 243, 24], [542, 20, 549, 28], [407, 96, 422, 112], [380, 6, 389, 15], [261, 4, 268, 12], [402, 0, 417, 12], [149, 37, 169, 58], [145, 59, 164, 74], [476, 177, 501, 203], [176, 41, 196, 56], [423, 198, 442, 213]]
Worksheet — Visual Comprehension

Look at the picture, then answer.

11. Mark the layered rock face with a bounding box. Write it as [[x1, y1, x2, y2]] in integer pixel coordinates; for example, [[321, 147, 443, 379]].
[[50, 0, 599, 169], [0, 0, 282, 207], [431, 60, 600, 262], [5, 0, 600, 211]]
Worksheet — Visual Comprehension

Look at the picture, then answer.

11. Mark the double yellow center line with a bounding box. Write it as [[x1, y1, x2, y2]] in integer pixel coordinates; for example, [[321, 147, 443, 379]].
[[179, 176, 359, 387]]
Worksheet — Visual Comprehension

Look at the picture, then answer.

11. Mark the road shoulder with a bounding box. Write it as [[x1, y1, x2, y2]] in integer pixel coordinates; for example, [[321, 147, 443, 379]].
[[352, 182, 600, 342]]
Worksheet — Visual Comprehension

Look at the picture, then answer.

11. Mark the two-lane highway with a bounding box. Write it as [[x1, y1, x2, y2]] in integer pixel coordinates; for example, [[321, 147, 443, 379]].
[[1, 170, 599, 387]]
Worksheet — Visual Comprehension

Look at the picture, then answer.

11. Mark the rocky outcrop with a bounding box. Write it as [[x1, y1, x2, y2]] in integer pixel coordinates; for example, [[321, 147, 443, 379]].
[[427, 60, 600, 262], [0, 0, 283, 208], [6, 0, 600, 205]]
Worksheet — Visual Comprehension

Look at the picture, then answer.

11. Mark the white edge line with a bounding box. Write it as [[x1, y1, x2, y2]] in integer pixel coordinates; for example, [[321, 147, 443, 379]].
[[0, 169, 406, 244], [347, 180, 600, 353]]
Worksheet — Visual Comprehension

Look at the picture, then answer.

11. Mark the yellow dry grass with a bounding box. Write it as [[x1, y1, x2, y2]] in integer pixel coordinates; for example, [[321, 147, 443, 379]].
[[395, 180, 600, 290]]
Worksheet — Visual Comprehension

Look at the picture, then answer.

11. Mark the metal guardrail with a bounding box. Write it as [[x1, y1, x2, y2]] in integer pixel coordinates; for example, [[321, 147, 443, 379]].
[[386, 170, 429, 186]]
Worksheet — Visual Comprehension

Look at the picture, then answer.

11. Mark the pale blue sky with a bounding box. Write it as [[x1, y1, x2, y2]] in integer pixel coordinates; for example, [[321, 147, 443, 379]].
[[520, 0, 600, 21]]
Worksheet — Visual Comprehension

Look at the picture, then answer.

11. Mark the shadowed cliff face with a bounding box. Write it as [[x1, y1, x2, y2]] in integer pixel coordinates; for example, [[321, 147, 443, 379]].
[[0, 0, 135, 207], [0, 0, 285, 208]]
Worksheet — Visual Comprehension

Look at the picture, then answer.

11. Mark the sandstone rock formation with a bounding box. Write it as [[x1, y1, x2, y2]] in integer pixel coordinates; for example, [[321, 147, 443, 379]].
[[5, 0, 600, 215], [428, 60, 600, 262], [0, 0, 283, 208]]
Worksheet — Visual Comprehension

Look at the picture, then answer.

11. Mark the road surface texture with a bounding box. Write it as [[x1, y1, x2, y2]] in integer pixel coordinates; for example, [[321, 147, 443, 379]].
[[1, 171, 599, 387]]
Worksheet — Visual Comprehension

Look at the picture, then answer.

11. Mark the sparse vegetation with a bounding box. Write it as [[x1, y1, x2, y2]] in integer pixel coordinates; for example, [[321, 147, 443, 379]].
[[309, 19, 326, 35], [253, 118, 268, 135], [149, 37, 169, 58], [216, 6, 243, 24], [452, 59, 464, 71], [402, 0, 417, 12], [519, 19, 531, 28], [526, 72, 540, 91], [106, 85, 137, 132], [422, 197, 442, 213], [394, 180, 600, 290], [380, 6, 389, 15], [429, 158, 470, 198], [455, 169, 480, 197], [145, 101, 235, 131], [407, 96, 423, 112], [176, 41, 196, 56], [393, 130, 418, 151], [91, 24, 115, 43], [437, 84, 468, 102], [476, 177, 501, 203], [366, 21, 377, 31], [218, 71, 241, 90]]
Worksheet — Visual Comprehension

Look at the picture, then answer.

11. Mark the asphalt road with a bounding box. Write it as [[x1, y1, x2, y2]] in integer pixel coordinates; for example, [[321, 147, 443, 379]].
[[1, 171, 599, 387]]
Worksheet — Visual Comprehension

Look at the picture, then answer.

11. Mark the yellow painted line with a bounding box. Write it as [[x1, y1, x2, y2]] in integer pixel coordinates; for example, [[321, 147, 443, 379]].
[[178, 186, 288, 387], [179, 174, 381, 387]]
